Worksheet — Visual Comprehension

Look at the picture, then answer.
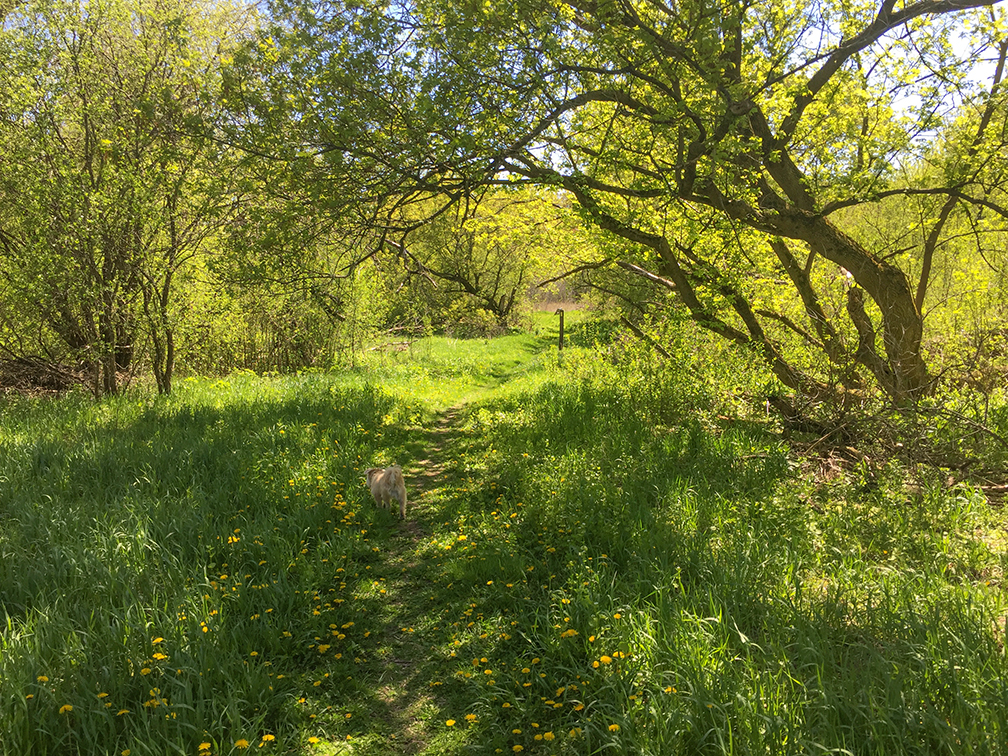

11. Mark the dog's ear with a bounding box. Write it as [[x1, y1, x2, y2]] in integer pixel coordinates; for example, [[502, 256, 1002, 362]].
[[365, 468, 377, 483]]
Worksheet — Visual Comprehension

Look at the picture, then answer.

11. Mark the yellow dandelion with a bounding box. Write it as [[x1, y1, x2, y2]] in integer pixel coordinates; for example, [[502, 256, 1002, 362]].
[[446, 719, 456, 726], [37, 675, 49, 683], [199, 743, 211, 752], [502, 702, 511, 708], [97, 692, 109, 699], [117, 708, 130, 715], [600, 655, 612, 664], [140, 668, 152, 675], [261, 734, 275, 742], [59, 704, 73, 714], [465, 713, 477, 722], [512, 747, 523, 753], [613, 612, 621, 619], [235, 739, 249, 749], [609, 723, 620, 732], [543, 732, 555, 741]]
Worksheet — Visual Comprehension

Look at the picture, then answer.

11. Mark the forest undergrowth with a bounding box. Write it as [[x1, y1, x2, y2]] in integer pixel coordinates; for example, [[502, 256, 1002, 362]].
[[1, 323, 1006, 755]]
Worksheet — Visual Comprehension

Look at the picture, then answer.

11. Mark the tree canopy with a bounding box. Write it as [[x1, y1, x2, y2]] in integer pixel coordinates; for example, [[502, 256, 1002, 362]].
[[241, 0, 1008, 406]]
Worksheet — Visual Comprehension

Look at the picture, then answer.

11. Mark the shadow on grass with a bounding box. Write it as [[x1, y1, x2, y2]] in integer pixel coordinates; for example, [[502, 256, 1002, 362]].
[[414, 377, 1008, 754]]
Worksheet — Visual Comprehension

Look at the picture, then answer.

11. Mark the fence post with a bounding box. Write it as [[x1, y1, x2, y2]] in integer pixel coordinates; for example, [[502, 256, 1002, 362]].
[[555, 308, 564, 350]]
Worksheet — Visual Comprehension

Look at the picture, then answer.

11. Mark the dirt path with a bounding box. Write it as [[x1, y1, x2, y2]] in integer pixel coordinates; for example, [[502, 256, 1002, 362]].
[[355, 405, 467, 754]]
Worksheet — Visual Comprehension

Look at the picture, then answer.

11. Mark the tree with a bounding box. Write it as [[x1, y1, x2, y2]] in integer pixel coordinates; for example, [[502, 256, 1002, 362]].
[[252, 0, 1008, 408], [0, 0, 253, 394], [388, 189, 588, 331]]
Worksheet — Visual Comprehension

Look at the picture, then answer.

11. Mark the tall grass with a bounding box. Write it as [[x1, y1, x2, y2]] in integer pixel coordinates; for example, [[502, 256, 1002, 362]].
[[429, 348, 1008, 755], [1, 333, 1005, 755], [0, 373, 414, 754]]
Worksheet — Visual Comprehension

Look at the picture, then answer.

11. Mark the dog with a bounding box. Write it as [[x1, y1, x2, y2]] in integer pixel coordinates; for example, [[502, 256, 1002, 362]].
[[365, 464, 407, 519]]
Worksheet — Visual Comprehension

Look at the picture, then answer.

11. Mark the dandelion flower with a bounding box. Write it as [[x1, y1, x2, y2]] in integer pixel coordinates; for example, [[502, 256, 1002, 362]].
[[307, 737, 319, 744], [140, 668, 152, 675], [609, 724, 620, 732], [543, 732, 555, 741], [235, 739, 249, 749], [512, 747, 523, 753], [446, 720, 456, 726], [261, 734, 275, 742], [36, 675, 49, 683], [600, 655, 612, 664], [59, 704, 73, 714], [199, 743, 211, 752], [613, 613, 621, 619], [465, 713, 477, 722]]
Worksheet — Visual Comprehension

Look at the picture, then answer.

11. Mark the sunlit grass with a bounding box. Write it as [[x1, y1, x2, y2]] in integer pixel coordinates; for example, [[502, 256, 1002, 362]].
[[1, 334, 1006, 755]]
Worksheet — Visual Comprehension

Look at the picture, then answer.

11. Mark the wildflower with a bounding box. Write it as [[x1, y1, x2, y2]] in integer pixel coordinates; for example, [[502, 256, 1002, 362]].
[[59, 704, 73, 714], [512, 729, 522, 734], [235, 739, 249, 749], [446, 720, 456, 726], [600, 655, 612, 664], [521, 667, 530, 674], [502, 702, 511, 708], [512, 747, 523, 753], [465, 714, 477, 722], [613, 613, 621, 619], [543, 732, 555, 741], [199, 744, 211, 752], [609, 724, 620, 732], [97, 692, 109, 699], [307, 737, 319, 744], [37, 675, 49, 683], [117, 709, 130, 715], [153, 637, 164, 644], [140, 668, 152, 675]]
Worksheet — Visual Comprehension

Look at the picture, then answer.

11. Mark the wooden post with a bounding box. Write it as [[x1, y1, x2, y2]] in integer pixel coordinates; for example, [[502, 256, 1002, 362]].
[[555, 308, 564, 350]]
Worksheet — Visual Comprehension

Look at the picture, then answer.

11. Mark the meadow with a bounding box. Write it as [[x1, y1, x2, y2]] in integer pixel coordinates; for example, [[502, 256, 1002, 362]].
[[1, 318, 1006, 755]]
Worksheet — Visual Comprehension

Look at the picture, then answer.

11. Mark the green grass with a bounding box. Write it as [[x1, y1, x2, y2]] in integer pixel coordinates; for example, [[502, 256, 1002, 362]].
[[1, 334, 1006, 755]]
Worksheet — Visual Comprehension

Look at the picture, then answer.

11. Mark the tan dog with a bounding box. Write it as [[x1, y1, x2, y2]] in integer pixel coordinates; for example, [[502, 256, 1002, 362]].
[[365, 464, 407, 519]]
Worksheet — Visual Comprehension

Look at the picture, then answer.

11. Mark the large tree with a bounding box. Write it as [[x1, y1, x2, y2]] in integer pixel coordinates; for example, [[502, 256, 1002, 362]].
[[250, 0, 1008, 407], [0, 0, 253, 394]]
